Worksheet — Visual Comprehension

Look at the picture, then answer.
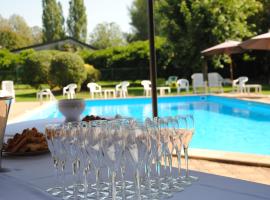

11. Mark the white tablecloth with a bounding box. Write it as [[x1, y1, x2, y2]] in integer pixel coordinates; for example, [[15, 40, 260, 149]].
[[1, 119, 270, 200]]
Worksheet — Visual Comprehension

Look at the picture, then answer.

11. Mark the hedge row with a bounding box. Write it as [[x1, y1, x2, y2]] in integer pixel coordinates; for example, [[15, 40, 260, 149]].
[[0, 37, 173, 87], [0, 49, 100, 89], [79, 37, 172, 80]]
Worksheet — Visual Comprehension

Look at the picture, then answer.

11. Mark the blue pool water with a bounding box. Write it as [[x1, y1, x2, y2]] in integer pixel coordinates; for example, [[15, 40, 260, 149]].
[[25, 95, 270, 155]]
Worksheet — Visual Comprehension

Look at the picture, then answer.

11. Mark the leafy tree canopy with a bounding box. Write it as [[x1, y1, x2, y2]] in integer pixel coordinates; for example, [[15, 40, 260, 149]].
[[156, 0, 262, 74], [0, 15, 41, 49], [89, 22, 126, 49], [129, 0, 160, 41]]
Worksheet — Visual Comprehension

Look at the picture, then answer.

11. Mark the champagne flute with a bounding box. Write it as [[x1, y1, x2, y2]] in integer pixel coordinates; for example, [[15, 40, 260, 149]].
[[101, 121, 125, 200], [165, 116, 185, 191], [62, 122, 83, 200], [183, 114, 199, 182], [152, 117, 173, 199], [143, 118, 162, 199], [126, 122, 149, 200], [172, 116, 192, 186], [84, 120, 107, 200], [45, 124, 63, 197]]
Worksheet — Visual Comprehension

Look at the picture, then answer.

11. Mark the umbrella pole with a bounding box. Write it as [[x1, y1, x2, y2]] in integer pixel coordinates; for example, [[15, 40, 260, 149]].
[[147, 0, 158, 118], [203, 58, 208, 81], [229, 56, 234, 81]]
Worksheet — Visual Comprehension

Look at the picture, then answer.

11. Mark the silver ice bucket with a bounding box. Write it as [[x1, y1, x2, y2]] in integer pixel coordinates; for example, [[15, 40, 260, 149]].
[[0, 97, 12, 169]]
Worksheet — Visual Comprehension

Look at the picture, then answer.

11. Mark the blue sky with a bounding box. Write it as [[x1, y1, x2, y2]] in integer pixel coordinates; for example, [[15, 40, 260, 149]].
[[0, 0, 134, 33]]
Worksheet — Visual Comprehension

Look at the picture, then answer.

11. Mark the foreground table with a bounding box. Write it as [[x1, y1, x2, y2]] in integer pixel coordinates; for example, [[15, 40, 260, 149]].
[[1, 119, 270, 200]]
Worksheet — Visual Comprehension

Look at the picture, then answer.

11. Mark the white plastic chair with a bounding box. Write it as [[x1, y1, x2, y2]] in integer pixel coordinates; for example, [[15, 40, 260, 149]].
[[0, 81, 15, 102], [165, 76, 178, 86], [208, 72, 224, 93], [36, 89, 55, 101], [176, 79, 189, 93], [115, 81, 130, 98], [87, 82, 102, 99], [233, 76, 248, 93], [141, 80, 151, 96], [63, 83, 77, 99], [191, 73, 207, 93]]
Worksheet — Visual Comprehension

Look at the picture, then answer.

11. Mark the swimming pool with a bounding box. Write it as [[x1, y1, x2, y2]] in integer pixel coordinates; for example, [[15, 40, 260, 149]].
[[24, 95, 270, 155]]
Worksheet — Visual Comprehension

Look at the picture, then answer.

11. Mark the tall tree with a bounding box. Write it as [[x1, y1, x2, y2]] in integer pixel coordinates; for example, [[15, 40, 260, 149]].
[[8, 15, 33, 45], [156, 0, 262, 75], [67, 0, 87, 42], [129, 0, 148, 41], [129, 0, 160, 41], [89, 22, 126, 49], [42, 0, 65, 42], [0, 15, 38, 49]]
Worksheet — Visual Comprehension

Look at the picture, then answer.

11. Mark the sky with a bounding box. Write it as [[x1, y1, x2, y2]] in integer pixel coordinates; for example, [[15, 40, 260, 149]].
[[0, 0, 134, 33]]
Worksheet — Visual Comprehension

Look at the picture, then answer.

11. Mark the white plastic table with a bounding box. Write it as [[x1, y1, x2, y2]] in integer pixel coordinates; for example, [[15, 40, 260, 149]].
[[245, 84, 262, 93], [36, 89, 54, 102], [1, 119, 270, 200], [103, 89, 116, 99], [157, 87, 171, 96]]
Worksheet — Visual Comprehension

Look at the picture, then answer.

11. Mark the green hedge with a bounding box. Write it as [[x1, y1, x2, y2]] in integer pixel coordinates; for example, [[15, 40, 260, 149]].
[[80, 37, 171, 80], [0, 49, 102, 90], [0, 38, 170, 85]]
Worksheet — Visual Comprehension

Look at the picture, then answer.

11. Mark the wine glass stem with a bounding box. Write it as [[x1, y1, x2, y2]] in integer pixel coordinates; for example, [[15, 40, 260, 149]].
[[83, 168, 88, 200], [146, 162, 152, 191], [120, 165, 126, 200], [163, 152, 167, 174], [72, 161, 79, 200], [135, 169, 142, 200], [184, 147, 189, 178], [61, 161, 66, 198], [177, 151, 182, 177], [169, 154, 172, 175], [95, 168, 101, 200], [111, 170, 117, 200], [156, 158, 162, 191]]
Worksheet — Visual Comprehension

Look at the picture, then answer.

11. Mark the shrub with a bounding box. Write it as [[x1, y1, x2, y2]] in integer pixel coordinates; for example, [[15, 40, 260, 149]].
[[81, 64, 101, 89], [18, 50, 55, 88], [49, 52, 86, 90], [84, 64, 101, 81], [0, 49, 19, 81]]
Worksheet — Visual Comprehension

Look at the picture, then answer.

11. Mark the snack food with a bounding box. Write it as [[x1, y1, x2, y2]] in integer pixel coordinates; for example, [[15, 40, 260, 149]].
[[4, 128, 48, 153], [82, 115, 107, 122]]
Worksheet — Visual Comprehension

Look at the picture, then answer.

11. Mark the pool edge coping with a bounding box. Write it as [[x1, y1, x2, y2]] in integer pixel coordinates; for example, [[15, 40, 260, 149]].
[[187, 148, 270, 167]]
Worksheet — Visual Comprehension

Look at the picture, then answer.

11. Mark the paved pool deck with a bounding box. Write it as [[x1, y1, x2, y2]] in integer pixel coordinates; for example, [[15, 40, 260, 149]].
[[6, 94, 270, 185], [8, 101, 43, 123], [217, 93, 270, 104]]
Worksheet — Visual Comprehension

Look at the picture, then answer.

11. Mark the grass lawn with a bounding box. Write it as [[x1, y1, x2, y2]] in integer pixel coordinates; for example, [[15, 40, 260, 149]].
[[14, 82, 270, 102]]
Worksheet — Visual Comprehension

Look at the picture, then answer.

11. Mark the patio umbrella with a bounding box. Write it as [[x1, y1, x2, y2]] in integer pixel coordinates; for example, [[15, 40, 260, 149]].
[[201, 40, 244, 80], [240, 32, 270, 50]]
